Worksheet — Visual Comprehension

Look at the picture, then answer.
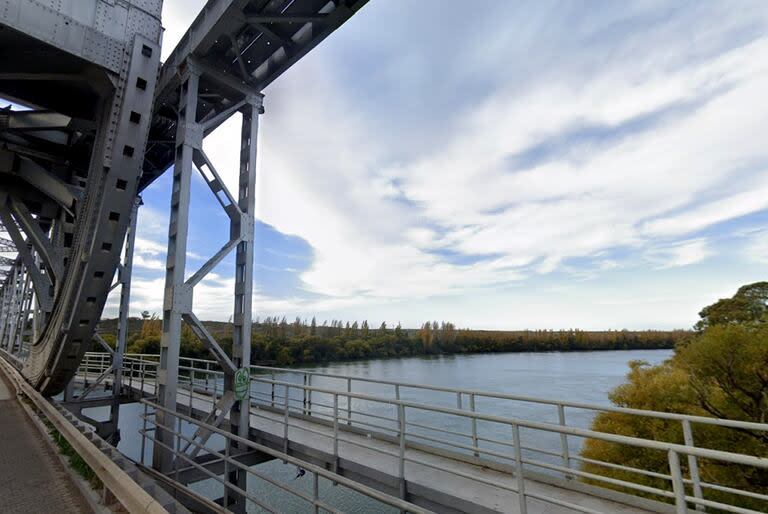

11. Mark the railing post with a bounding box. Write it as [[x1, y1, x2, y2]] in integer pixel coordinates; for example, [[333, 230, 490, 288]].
[[303, 373, 308, 415], [512, 423, 528, 514], [189, 369, 194, 413], [204, 362, 209, 394], [307, 374, 312, 417], [346, 378, 352, 426], [140, 402, 148, 465], [333, 393, 339, 476], [469, 393, 479, 457], [174, 416, 182, 483], [312, 471, 319, 514], [557, 404, 572, 478], [283, 384, 290, 459], [397, 403, 407, 502], [668, 449, 688, 514], [456, 392, 462, 410], [682, 419, 704, 511], [270, 372, 275, 408], [395, 384, 400, 401]]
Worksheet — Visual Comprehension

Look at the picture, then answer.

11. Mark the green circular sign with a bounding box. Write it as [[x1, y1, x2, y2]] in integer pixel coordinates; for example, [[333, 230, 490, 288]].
[[234, 368, 250, 401]]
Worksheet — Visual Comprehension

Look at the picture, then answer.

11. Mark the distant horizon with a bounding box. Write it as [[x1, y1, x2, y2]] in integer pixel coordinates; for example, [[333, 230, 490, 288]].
[[101, 315, 692, 334]]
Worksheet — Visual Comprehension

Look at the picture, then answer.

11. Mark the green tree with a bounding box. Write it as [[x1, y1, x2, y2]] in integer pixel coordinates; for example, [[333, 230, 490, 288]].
[[695, 281, 768, 331], [581, 286, 768, 510]]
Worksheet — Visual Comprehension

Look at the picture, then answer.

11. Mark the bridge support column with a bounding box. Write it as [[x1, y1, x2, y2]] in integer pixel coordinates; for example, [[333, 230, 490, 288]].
[[113, 196, 141, 397], [153, 66, 200, 474], [152, 59, 264, 513], [224, 95, 262, 514]]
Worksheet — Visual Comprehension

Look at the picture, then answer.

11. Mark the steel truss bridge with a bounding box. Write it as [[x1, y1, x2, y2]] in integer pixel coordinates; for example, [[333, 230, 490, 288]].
[[0, 1, 766, 513]]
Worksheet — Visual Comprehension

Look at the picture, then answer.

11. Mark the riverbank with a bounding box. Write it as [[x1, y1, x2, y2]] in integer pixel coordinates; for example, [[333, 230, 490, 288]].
[[97, 316, 687, 368]]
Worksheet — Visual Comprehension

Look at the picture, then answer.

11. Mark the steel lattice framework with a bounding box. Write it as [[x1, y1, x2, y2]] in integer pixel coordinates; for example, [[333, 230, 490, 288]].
[[0, 0, 367, 510]]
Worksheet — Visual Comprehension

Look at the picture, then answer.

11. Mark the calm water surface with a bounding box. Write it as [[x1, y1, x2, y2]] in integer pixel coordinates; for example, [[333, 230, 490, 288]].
[[110, 349, 673, 512]]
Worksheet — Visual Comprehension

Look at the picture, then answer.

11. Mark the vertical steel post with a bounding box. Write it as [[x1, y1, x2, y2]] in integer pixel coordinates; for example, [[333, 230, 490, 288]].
[[153, 66, 199, 474], [113, 197, 140, 396], [333, 393, 339, 475], [346, 378, 352, 425], [283, 384, 290, 459], [225, 96, 262, 513], [398, 403, 407, 502], [140, 402, 148, 465], [270, 372, 275, 407], [512, 424, 528, 514], [469, 393, 479, 457], [682, 420, 704, 510], [189, 368, 194, 412], [668, 450, 688, 514], [557, 404, 572, 477], [312, 471, 319, 514]]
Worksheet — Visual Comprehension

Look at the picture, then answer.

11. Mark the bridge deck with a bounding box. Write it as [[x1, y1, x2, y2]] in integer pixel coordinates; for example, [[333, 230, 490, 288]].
[[250, 407, 651, 514], [118, 379, 655, 514], [0, 376, 90, 514]]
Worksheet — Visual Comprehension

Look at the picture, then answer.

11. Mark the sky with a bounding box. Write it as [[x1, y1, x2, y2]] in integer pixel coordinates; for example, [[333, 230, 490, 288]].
[[16, 1, 768, 330]]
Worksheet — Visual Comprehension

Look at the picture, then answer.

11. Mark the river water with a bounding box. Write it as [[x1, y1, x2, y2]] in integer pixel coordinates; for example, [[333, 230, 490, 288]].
[[105, 349, 673, 512]]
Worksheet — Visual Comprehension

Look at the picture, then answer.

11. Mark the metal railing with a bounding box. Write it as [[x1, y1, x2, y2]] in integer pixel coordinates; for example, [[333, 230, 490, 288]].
[[77, 352, 768, 514], [138, 399, 433, 514]]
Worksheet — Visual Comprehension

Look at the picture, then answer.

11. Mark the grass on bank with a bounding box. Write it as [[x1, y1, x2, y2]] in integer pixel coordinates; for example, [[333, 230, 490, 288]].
[[41, 417, 103, 490]]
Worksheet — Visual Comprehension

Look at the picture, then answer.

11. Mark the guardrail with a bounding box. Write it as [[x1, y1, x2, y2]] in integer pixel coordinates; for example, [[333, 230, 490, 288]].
[[0, 351, 171, 514], [79, 351, 768, 514], [139, 398, 434, 514]]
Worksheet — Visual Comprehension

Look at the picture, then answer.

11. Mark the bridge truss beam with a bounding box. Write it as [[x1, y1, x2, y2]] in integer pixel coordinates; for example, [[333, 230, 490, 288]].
[[152, 58, 263, 514]]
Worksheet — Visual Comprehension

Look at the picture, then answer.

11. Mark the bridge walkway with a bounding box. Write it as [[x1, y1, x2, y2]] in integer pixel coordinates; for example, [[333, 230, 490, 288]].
[[118, 378, 653, 514], [0, 374, 91, 514], [247, 406, 650, 514]]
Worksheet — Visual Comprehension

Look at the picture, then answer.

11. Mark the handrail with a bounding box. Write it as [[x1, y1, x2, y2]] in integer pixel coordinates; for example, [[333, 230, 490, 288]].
[[88, 352, 768, 432], [247, 363, 768, 432], [249, 376, 768, 469], [140, 399, 435, 514], [77, 351, 768, 514]]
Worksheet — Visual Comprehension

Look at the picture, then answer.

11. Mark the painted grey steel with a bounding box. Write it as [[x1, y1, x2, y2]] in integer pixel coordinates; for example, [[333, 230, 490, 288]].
[[113, 197, 141, 397], [152, 64, 200, 476], [0, 0, 371, 413], [141, 0, 369, 191], [0, 0, 161, 75], [141, 398, 434, 514], [151, 54, 263, 514], [0, 0, 162, 395], [61, 200, 141, 442]]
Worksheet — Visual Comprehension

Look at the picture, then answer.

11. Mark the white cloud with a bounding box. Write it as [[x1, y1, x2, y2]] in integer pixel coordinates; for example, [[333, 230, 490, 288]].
[[133, 254, 165, 270], [146, 1, 768, 327], [211, 30, 768, 309], [641, 183, 768, 237], [744, 230, 768, 265], [645, 239, 711, 269], [135, 237, 166, 256]]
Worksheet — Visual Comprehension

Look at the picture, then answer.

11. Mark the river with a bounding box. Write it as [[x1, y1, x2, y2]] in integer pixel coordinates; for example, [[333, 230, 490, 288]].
[[104, 349, 674, 512]]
